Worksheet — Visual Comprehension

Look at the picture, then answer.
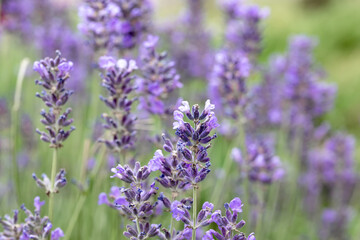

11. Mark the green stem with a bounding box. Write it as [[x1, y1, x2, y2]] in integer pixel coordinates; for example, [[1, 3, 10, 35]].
[[64, 145, 106, 239], [48, 148, 58, 220], [11, 58, 29, 205], [10, 109, 20, 205], [64, 194, 86, 240], [192, 186, 197, 240], [169, 194, 176, 237]]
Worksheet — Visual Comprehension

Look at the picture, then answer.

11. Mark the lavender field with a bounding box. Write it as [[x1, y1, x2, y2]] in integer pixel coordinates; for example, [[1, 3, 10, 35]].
[[1, 0, 360, 239]]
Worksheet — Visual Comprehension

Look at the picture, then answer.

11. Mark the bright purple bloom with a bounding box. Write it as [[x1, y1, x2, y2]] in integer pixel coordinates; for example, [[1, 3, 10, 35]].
[[148, 150, 164, 172], [34, 196, 45, 212], [229, 197, 243, 213], [98, 193, 109, 205], [51, 228, 65, 240], [171, 201, 186, 221]]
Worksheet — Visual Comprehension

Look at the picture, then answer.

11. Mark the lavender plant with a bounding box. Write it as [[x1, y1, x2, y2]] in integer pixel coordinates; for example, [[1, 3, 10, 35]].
[[209, 52, 251, 121], [79, 0, 151, 54], [137, 35, 182, 115], [303, 132, 358, 240], [165, 0, 212, 79], [222, 0, 269, 60], [32, 50, 75, 220], [97, 56, 138, 155], [0, 197, 64, 240]]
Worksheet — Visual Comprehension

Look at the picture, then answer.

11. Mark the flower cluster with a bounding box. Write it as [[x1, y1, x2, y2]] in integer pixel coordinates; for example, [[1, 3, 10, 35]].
[[284, 35, 337, 129], [0, 197, 64, 240], [246, 55, 286, 129], [33, 51, 75, 148], [232, 137, 284, 184], [165, 0, 212, 79], [222, 0, 269, 59], [98, 57, 138, 153], [204, 198, 255, 240], [32, 169, 67, 196], [209, 52, 251, 120], [78, 0, 151, 53], [302, 132, 357, 239], [99, 161, 164, 239], [148, 103, 219, 193], [137, 35, 182, 115]]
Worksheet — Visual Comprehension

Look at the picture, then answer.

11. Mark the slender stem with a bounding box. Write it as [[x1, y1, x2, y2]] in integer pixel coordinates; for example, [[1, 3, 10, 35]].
[[63, 194, 86, 240], [48, 148, 58, 220], [192, 185, 197, 240], [169, 194, 176, 237], [11, 58, 29, 205], [64, 145, 106, 239]]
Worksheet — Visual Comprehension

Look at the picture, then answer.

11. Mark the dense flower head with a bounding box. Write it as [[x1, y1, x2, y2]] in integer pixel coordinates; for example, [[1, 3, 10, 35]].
[[233, 136, 284, 184], [222, 0, 269, 58], [164, 0, 212, 79], [33, 51, 75, 148], [284, 35, 337, 128], [204, 197, 253, 240], [98, 57, 138, 152], [100, 160, 165, 239], [78, 0, 151, 53], [137, 35, 182, 115], [246, 55, 286, 129], [209, 51, 251, 119], [0, 197, 64, 240]]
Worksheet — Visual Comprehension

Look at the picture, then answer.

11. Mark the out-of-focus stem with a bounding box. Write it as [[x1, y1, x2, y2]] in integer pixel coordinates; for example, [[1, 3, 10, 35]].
[[211, 117, 246, 207], [65, 145, 106, 239], [11, 58, 29, 204], [64, 194, 86, 240], [48, 148, 58, 220]]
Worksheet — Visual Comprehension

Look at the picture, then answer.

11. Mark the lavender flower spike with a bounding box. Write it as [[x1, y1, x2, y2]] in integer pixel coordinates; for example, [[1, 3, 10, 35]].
[[98, 56, 138, 153], [138, 35, 182, 115], [33, 50, 75, 148], [204, 197, 253, 240], [209, 51, 251, 120]]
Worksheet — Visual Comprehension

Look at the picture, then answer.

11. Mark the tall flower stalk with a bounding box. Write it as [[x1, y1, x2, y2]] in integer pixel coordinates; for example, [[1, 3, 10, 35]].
[[33, 51, 75, 220], [97, 56, 138, 159]]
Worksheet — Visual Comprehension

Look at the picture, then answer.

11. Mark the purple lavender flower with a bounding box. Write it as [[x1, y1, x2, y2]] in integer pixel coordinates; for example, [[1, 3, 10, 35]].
[[100, 161, 165, 239], [0, 210, 23, 239], [222, 0, 269, 59], [79, 0, 151, 53], [246, 55, 286, 129], [204, 197, 253, 240], [233, 136, 284, 184], [301, 131, 357, 239], [165, 0, 212, 79], [0, 197, 64, 239], [137, 35, 182, 115], [97, 57, 138, 153], [33, 51, 75, 148], [209, 51, 251, 120], [284, 36, 337, 126], [32, 169, 67, 195]]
